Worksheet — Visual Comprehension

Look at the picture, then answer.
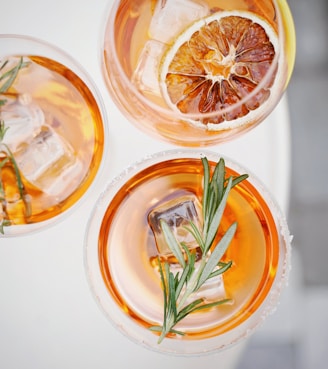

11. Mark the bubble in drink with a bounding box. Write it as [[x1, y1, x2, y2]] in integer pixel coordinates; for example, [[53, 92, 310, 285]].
[[149, 0, 209, 44]]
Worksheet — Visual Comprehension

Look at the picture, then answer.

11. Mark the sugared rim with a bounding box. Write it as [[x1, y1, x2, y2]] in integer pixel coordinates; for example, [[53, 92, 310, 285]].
[[84, 149, 292, 355]]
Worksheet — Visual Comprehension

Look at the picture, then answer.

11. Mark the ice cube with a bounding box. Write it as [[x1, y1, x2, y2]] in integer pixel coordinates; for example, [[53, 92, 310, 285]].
[[149, 0, 209, 44], [148, 194, 202, 256], [191, 266, 226, 302], [14, 125, 83, 198], [132, 40, 166, 96], [165, 258, 227, 303], [0, 98, 44, 152]]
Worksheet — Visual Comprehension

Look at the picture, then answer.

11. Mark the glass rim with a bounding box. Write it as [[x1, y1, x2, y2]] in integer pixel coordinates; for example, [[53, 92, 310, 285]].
[[101, 0, 286, 127], [84, 149, 292, 355], [0, 33, 109, 237]]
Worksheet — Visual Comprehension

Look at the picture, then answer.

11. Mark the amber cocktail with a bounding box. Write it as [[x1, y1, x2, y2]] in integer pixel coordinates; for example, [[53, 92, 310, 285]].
[[102, 0, 295, 146], [0, 35, 107, 236], [85, 150, 291, 355]]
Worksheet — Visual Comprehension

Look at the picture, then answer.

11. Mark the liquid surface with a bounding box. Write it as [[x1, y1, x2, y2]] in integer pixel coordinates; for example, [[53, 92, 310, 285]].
[[103, 0, 296, 145], [98, 158, 279, 340], [0, 56, 104, 226]]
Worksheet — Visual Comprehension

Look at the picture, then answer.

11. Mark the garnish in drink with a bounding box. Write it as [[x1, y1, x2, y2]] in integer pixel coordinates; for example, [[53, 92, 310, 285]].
[[87, 150, 291, 354], [103, 0, 295, 145], [159, 10, 281, 128], [149, 157, 248, 343], [0, 48, 105, 235]]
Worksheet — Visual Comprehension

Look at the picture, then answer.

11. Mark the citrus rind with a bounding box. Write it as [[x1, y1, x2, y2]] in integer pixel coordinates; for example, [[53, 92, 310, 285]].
[[159, 10, 284, 131]]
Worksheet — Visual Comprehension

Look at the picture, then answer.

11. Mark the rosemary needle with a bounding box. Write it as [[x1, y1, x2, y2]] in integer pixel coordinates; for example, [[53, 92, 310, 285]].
[[149, 157, 248, 343]]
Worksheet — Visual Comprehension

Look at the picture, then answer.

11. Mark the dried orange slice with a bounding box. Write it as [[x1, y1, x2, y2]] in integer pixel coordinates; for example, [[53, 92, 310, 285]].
[[159, 11, 283, 129]]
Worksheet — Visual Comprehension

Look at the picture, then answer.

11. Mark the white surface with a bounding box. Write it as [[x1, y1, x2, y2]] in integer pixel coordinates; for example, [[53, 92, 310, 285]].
[[0, 1, 291, 368]]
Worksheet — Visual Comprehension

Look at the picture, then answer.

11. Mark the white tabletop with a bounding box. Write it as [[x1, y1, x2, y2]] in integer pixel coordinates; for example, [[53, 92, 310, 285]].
[[0, 1, 291, 368]]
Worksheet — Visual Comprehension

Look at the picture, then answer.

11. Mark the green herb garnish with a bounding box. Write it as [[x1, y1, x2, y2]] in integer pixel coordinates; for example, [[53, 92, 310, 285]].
[[0, 57, 31, 234], [149, 157, 248, 343]]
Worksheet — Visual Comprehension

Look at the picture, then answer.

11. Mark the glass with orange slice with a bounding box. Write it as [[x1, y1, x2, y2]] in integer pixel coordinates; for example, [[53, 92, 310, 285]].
[[102, 0, 296, 146]]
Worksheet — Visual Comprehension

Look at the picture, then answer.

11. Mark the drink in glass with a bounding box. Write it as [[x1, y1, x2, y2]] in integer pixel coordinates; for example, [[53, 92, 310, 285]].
[[0, 35, 107, 236], [102, 0, 296, 146], [85, 150, 291, 355]]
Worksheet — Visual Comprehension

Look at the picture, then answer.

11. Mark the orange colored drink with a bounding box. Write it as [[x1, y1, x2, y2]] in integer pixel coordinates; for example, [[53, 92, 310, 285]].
[[0, 36, 106, 236], [85, 150, 291, 355], [102, 0, 295, 146]]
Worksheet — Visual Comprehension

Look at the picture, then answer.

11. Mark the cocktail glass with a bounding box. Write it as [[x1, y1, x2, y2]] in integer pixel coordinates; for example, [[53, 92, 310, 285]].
[[101, 0, 295, 146], [84, 149, 291, 355], [0, 35, 108, 237]]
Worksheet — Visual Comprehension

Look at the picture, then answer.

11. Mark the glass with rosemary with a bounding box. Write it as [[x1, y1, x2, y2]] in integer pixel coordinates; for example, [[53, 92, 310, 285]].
[[85, 150, 291, 355], [0, 35, 106, 236]]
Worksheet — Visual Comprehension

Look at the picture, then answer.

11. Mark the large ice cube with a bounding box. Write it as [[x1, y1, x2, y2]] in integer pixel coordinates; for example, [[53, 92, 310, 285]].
[[132, 40, 166, 97], [0, 97, 44, 152], [148, 194, 202, 256], [14, 125, 83, 198], [149, 0, 209, 44]]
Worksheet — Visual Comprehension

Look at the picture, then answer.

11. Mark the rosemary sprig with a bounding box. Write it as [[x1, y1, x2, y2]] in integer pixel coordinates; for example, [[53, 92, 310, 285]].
[[0, 58, 27, 94], [0, 57, 31, 234], [149, 157, 248, 343]]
